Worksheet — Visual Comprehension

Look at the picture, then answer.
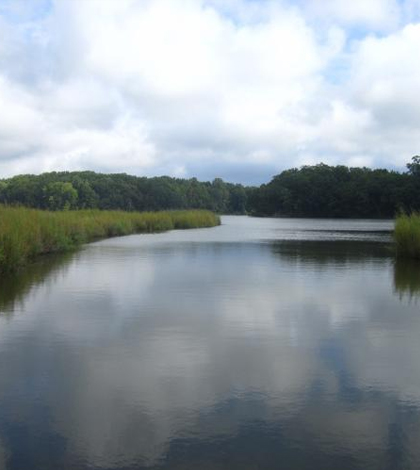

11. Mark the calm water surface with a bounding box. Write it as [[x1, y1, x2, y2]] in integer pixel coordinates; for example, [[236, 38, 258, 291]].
[[1, 216, 420, 470]]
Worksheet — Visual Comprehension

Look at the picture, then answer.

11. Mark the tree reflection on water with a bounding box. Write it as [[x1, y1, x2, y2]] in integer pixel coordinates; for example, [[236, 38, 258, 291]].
[[393, 259, 420, 301], [0, 252, 75, 316]]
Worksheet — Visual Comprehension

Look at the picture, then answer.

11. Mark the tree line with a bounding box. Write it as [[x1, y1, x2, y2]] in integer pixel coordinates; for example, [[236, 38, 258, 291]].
[[0, 172, 247, 214], [1, 157, 420, 217], [248, 157, 420, 218]]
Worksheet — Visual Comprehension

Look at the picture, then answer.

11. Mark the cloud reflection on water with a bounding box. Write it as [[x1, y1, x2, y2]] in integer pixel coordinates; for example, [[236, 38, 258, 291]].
[[0, 218, 419, 469]]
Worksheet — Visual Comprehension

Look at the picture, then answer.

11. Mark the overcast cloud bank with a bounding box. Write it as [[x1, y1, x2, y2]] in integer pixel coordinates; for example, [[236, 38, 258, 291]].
[[1, 0, 420, 184]]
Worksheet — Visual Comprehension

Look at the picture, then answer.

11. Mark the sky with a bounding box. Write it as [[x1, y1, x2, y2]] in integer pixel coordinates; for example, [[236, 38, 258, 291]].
[[1, 0, 420, 184]]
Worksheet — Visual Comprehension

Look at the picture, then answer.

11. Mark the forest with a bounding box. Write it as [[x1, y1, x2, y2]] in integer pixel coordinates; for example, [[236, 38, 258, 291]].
[[0, 172, 247, 214], [1, 157, 420, 218], [248, 157, 420, 218]]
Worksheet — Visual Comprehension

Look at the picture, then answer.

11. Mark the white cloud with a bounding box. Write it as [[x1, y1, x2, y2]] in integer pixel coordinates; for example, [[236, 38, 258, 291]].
[[303, 0, 401, 30], [351, 24, 420, 121], [0, 77, 46, 158], [0, 0, 419, 182], [347, 23, 420, 166]]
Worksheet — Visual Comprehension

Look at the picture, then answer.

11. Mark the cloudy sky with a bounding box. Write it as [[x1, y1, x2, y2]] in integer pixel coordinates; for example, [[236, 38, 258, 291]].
[[1, 0, 420, 184]]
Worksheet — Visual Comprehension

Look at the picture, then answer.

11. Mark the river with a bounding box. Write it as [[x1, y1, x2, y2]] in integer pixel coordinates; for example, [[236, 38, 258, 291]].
[[2, 216, 420, 470]]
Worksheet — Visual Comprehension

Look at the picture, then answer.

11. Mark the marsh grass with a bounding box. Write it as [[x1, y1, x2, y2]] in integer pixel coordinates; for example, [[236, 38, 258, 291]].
[[394, 212, 420, 259], [0, 206, 220, 273]]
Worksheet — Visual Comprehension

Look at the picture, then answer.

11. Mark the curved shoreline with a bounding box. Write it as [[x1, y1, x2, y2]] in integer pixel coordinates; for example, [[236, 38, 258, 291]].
[[0, 207, 220, 274]]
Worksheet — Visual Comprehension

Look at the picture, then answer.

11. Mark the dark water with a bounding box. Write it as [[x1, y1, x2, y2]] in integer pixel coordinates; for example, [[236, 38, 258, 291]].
[[2, 216, 420, 470]]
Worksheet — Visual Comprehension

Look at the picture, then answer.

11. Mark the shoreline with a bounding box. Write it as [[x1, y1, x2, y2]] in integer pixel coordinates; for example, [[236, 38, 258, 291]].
[[0, 206, 220, 274]]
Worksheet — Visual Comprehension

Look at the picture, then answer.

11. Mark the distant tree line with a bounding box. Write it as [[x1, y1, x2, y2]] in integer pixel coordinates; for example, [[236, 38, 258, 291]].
[[248, 157, 420, 218], [1, 157, 420, 217], [0, 172, 247, 214]]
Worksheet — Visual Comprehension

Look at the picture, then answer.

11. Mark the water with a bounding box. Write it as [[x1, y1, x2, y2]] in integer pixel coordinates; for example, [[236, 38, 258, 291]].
[[1, 216, 420, 470]]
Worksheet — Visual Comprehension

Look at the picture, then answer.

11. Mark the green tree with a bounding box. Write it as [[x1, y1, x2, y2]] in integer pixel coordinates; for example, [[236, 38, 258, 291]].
[[211, 178, 230, 212], [407, 156, 420, 176], [44, 182, 78, 211], [228, 185, 247, 213], [71, 177, 98, 209]]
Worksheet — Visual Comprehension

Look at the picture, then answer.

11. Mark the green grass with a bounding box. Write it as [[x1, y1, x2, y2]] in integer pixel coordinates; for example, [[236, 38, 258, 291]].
[[394, 212, 420, 259], [0, 206, 220, 273]]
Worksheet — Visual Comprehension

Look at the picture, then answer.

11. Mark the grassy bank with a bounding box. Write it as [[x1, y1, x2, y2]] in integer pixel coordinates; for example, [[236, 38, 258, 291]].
[[394, 212, 420, 259], [0, 206, 220, 273]]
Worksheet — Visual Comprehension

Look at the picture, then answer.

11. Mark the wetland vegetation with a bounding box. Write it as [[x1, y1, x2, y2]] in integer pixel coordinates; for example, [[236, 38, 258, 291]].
[[394, 212, 420, 259], [0, 206, 220, 274]]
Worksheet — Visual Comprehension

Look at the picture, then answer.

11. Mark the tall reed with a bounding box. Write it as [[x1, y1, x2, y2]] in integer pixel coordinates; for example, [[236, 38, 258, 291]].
[[394, 212, 420, 259], [0, 206, 220, 273]]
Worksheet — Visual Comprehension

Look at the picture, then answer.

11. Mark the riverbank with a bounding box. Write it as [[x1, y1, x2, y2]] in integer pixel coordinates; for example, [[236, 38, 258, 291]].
[[394, 212, 420, 259], [0, 206, 220, 273]]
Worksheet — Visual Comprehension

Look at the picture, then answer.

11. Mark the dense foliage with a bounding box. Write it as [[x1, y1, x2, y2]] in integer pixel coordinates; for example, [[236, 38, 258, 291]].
[[248, 157, 420, 217], [0, 172, 247, 214], [0, 206, 220, 273], [1, 157, 420, 217]]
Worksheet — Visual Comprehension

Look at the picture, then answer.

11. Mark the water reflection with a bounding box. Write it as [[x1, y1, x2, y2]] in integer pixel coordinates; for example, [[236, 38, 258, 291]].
[[0, 438, 7, 470], [271, 239, 391, 266], [1, 217, 420, 470], [394, 259, 420, 300], [0, 252, 74, 315]]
